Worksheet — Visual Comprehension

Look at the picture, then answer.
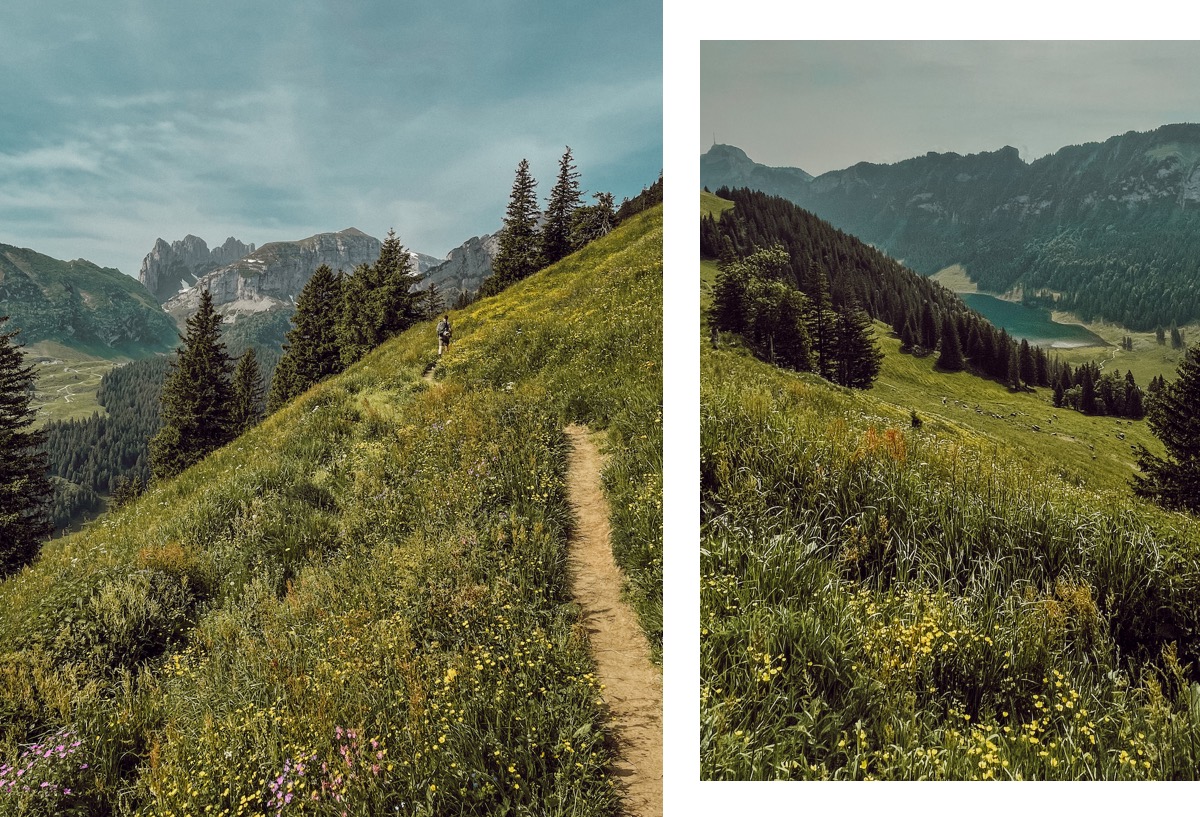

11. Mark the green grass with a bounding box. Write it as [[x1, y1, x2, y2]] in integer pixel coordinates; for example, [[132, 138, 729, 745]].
[[701, 190, 734, 220], [701, 250, 1200, 781], [25, 342, 129, 426], [0, 206, 662, 815]]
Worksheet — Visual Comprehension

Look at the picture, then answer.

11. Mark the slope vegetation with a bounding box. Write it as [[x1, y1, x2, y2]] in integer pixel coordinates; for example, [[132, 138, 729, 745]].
[[701, 329, 1200, 781], [0, 206, 662, 814]]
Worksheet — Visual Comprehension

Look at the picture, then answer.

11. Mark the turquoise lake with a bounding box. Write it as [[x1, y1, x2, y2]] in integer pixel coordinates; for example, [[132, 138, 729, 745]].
[[960, 293, 1108, 349]]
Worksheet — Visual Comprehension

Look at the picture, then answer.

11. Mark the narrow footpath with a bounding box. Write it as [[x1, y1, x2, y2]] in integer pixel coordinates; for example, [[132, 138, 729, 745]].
[[563, 424, 663, 817]]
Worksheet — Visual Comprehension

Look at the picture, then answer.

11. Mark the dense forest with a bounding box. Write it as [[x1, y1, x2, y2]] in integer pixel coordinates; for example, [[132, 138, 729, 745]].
[[703, 188, 1147, 414]]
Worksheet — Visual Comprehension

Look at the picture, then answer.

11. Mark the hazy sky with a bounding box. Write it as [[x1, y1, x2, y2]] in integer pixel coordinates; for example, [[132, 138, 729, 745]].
[[701, 41, 1200, 175], [0, 1, 661, 276]]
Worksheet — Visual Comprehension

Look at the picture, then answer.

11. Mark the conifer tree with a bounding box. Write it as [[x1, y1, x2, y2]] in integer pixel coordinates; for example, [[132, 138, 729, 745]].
[[338, 231, 421, 366], [541, 146, 583, 264], [479, 158, 543, 297], [1134, 345, 1200, 513], [936, 313, 965, 371], [807, 268, 837, 380], [571, 191, 616, 248], [0, 316, 52, 573], [833, 305, 884, 388], [230, 348, 265, 433], [273, 264, 345, 406], [338, 262, 379, 367], [1018, 339, 1036, 387], [150, 290, 234, 481]]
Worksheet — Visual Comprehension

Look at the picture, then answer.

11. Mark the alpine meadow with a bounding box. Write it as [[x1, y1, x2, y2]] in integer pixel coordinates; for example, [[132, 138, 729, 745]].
[[700, 183, 1200, 781], [0, 202, 663, 813]]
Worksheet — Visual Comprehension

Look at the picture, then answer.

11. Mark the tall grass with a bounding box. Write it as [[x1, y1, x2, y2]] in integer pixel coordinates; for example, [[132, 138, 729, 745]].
[[701, 343, 1200, 780], [0, 206, 661, 814]]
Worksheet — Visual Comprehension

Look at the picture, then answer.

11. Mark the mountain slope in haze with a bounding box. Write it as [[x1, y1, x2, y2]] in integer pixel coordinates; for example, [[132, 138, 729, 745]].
[[702, 124, 1200, 329], [0, 205, 662, 815], [0, 243, 178, 355]]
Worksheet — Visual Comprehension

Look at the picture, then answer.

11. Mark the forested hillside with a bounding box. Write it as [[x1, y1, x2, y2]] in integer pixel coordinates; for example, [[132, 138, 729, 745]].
[[0, 204, 661, 814], [703, 189, 1143, 410], [702, 124, 1200, 329]]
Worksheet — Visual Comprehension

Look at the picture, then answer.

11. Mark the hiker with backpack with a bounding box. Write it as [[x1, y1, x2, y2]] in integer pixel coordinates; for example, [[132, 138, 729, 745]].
[[437, 314, 452, 356]]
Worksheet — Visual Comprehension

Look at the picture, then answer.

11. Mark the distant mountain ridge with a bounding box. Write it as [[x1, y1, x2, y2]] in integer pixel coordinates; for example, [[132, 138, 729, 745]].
[[139, 235, 256, 304], [0, 243, 178, 355], [161, 228, 385, 321], [702, 124, 1200, 329]]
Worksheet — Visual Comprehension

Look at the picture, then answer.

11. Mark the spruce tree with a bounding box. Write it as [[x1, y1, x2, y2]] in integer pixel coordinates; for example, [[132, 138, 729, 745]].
[[479, 158, 544, 297], [230, 348, 265, 433], [807, 268, 837, 380], [1134, 345, 1200, 513], [150, 290, 234, 480], [337, 231, 420, 367], [0, 316, 52, 573], [1018, 339, 1036, 387], [541, 146, 583, 264], [375, 229, 422, 335], [833, 305, 883, 388], [273, 263, 345, 405], [338, 262, 380, 367], [936, 313, 965, 372], [571, 191, 616, 248]]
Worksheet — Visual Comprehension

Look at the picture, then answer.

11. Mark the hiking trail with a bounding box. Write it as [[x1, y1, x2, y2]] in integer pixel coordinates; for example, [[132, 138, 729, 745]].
[[564, 424, 663, 817]]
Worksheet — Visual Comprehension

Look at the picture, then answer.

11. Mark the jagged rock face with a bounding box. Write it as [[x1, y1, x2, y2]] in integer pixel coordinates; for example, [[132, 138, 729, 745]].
[[420, 233, 499, 300], [139, 235, 255, 304], [163, 228, 381, 321]]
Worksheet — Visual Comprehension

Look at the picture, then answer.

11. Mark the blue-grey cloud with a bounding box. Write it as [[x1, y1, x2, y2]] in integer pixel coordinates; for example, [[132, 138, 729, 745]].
[[1, 1, 661, 275]]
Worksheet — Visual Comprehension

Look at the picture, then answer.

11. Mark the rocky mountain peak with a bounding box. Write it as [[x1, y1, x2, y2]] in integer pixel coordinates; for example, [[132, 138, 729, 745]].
[[139, 234, 256, 304]]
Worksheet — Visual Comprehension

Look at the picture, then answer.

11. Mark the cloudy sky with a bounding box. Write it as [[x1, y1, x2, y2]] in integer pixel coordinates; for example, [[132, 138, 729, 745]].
[[0, 1, 661, 276], [701, 41, 1200, 176]]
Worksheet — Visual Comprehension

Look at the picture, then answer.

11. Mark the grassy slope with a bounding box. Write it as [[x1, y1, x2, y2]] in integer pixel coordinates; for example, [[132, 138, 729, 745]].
[[701, 254, 1200, 780], [0, 206, 661, 815], [25, 342, 131, 426]]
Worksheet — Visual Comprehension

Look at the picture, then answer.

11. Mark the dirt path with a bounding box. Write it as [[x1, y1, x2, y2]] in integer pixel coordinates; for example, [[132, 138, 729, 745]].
[[563, 424, 663, 817]]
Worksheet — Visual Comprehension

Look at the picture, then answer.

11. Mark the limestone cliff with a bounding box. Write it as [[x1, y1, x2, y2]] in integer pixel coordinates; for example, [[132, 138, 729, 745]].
[[163, 228, 382, 321], [139, 235, 255, 304]]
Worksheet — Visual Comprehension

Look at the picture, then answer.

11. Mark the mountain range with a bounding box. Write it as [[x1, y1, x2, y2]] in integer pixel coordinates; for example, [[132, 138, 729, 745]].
[[702, 123, 1200, 330], [8, 221, 500, 362]]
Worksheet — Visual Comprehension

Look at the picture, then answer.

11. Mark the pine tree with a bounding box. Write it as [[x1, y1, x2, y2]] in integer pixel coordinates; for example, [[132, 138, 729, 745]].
[[571, 191, 616, 248], [807, 267, 837, 379], [918, 302, 939, 354], [150, 290, 234, 480], [375, 229, 422, 335], [1134, 345, 1200, 513], [833, 305, 884, 388], [479, 158, 544, 297], [936, 313, 965, 371], [338, 262, 380, 367], [1018, 339, 1036, 388], [541, 146, 583, 264], [337, 231, 420, 367], [230, 348, 265, 433], [1079, 364, 1098, 414], [273, 264, 345, 406], [0, 316, 53, 573], [1157, 325, 1166, 345]]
